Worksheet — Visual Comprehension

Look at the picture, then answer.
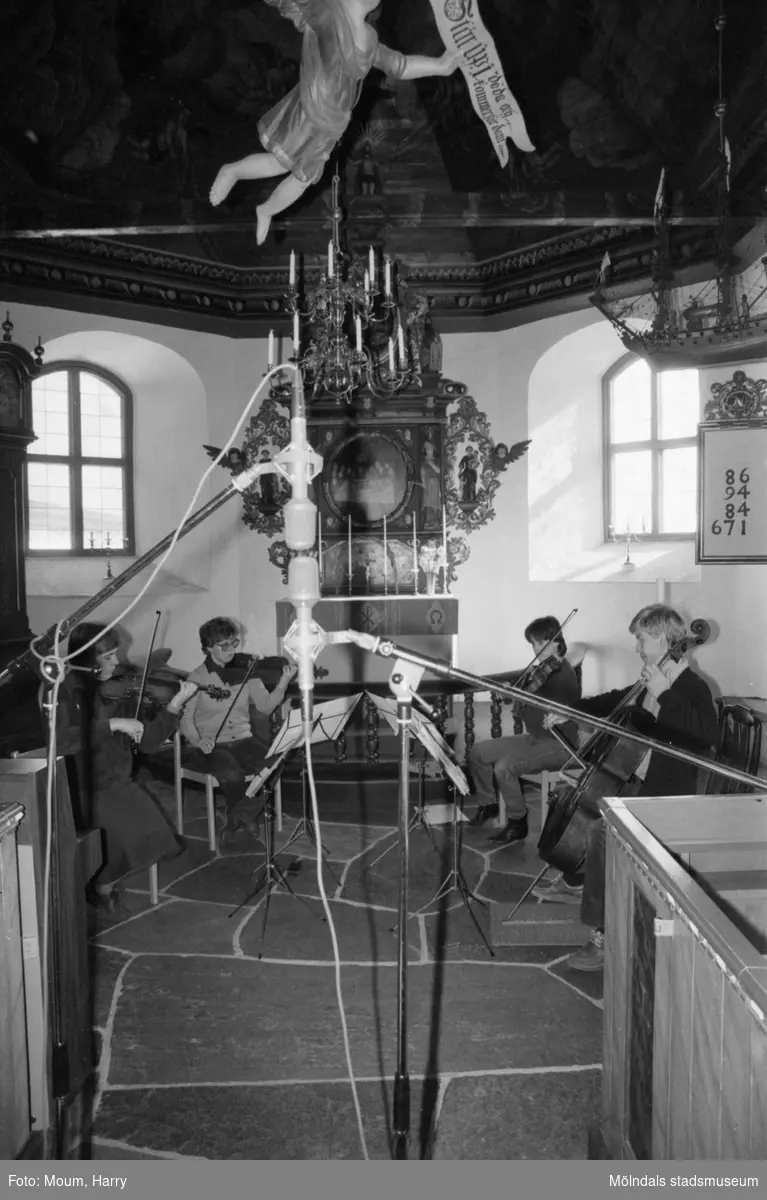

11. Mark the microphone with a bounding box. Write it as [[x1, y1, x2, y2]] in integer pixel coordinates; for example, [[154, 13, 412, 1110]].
[[279, 370, 325, 721]]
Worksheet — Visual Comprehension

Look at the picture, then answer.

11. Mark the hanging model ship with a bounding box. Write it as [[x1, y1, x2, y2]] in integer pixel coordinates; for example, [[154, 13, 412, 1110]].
[[590, 5, 767, 369]]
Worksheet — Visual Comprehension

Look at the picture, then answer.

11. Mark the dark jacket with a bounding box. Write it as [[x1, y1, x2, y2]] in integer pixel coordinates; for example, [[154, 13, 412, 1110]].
[[521, 658, 581, 744], [577, 666, 718, 797]]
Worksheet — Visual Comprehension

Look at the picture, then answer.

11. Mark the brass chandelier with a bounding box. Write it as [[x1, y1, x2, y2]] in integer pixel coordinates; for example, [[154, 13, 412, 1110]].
[[270, 170, 412, 403]]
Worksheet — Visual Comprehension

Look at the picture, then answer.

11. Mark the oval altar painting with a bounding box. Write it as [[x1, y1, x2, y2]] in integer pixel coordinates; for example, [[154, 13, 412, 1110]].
[[324, 432, 412, 524]]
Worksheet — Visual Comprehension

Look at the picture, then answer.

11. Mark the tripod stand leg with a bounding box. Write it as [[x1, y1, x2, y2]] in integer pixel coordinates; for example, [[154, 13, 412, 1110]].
[[502, 865, 551, 924]]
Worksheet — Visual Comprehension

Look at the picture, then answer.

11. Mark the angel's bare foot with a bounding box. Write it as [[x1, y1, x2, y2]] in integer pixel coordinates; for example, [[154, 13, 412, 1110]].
[[210, 165, 238, 207], [255, 205, 272, 245]]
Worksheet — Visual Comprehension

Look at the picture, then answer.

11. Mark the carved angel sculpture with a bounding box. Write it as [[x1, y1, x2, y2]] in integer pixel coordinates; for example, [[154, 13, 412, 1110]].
[[209, 0, 458, 244]]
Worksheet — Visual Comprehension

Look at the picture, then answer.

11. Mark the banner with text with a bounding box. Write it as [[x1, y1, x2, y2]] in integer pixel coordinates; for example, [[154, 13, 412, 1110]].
[[429, 0, 535, 166]]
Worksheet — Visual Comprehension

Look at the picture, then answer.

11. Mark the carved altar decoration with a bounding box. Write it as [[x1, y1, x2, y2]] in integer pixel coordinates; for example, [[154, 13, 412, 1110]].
[[444, 395, 531, 534], [233, 295, 526, 591], [704, 369, 767, 422], [238, 394, 292, 538]]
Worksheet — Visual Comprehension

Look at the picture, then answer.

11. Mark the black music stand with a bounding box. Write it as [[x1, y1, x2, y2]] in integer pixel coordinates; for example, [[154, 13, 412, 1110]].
[[228, 780, 319, 957], [249, 696, 364, 880]]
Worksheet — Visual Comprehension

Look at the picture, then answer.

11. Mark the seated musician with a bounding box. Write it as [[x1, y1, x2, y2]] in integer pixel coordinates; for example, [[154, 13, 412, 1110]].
[[468, 615, 581, 845], [179, 617, 296, 842], [52, 622, 197, 916], [538, 604, 719, 972]]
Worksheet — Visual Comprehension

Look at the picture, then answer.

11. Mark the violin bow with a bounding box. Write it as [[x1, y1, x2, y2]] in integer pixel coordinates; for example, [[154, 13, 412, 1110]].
[[211, 655, 260, 745], [133, 610, 163, 723]]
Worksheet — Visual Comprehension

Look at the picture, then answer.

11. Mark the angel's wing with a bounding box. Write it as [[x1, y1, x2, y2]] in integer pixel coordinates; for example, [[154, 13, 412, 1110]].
[[506, 439, 531, 462], [203, 444, 224, 462], [259, 0, 316, 33]]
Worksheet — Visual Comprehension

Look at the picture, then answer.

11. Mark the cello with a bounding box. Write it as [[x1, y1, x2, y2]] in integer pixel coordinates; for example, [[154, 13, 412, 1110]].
[[536, 618, 712, 875]]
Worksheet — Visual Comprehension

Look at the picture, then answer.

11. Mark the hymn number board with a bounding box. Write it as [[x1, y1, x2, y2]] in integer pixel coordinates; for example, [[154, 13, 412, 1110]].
[[697, 420, 767, 563]]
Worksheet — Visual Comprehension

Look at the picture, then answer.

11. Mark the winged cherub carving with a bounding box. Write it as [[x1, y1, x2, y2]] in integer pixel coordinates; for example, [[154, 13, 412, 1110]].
[[208, 0, 458, 244]]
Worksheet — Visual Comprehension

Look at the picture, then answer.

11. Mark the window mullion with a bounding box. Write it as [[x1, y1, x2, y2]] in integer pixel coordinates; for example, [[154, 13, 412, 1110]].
[[71, 368, 83, 553]]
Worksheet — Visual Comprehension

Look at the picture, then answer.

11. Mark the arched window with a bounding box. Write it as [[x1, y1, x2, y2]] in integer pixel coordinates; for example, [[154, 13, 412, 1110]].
[[603, 355, 700, 539], [26, 363, 135, 554]]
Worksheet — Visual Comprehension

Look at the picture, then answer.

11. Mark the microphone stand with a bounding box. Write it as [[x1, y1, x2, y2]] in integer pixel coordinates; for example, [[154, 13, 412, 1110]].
[[387, 662, 417, 1160]]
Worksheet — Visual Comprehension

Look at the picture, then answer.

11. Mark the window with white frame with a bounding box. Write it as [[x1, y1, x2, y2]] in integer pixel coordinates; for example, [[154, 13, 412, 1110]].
[[26, 364, 135, 554], [603, 356, 700, 539]]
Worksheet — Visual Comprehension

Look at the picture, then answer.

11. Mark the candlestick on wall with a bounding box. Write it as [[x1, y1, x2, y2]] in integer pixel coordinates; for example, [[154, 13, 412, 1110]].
[[412, 512, 418, 594]]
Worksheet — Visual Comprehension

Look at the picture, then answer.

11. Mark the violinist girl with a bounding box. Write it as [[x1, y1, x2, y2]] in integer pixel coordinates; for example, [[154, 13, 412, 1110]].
[[468, 616, 581, 845], [538, 604, 718, 971], [179, 618, 297, 842], [54, 622, 197, 916]]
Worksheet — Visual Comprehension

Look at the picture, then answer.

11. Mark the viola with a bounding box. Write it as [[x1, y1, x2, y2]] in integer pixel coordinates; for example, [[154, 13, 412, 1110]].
[[97, 662, 231, 714], [538, 618, 712, 875]]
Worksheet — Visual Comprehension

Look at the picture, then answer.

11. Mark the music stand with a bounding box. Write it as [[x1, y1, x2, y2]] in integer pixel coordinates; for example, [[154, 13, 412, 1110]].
[[268, 696, 363, 872], [228, 780, 318, 957], [365, 693, 471, 867]]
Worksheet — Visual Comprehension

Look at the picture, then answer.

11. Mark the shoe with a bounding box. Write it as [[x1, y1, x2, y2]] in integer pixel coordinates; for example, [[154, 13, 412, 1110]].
[[487, 816, 528, 845], [532, 872, 583, 905], [566, 928, 605, 972], [468, 803, 499, 827], [90, 887, 130, 919]]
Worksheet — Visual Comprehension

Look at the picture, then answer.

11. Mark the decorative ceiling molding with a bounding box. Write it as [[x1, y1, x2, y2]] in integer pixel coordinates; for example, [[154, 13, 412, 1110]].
[[0, 225, 720, 335]]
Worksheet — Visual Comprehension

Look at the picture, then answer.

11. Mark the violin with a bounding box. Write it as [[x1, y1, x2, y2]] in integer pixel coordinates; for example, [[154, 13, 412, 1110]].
[[538, 619, 712, 875], [95, 663, 230, 715]]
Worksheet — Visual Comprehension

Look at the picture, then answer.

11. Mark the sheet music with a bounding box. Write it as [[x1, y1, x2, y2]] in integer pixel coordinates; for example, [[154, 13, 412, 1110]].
[[268, 694, 364, 757], [365, 692, 470, 796]]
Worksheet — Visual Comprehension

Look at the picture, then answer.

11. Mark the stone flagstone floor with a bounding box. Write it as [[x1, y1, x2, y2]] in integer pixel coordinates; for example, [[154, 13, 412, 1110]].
[[87, 777, 603, 1161]]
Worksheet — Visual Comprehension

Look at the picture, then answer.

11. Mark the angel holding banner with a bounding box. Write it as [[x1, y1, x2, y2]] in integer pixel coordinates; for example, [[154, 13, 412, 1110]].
[[209, 0, 458, 244]]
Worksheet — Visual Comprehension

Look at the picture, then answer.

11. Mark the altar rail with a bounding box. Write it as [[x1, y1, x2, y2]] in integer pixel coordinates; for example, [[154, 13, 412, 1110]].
[[280, 672, 533, 764], [599, 794, 767, 1160]]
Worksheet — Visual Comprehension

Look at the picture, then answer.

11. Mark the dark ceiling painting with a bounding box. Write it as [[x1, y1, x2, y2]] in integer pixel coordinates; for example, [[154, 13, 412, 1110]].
[[0, 0, 765, 333]]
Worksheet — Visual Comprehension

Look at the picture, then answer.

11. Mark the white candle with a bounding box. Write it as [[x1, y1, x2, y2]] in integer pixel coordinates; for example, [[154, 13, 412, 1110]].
[[267, 330, 275, 369], [328, 241, 334, 278], [383, 514, 388, 593], [293, 312, 300, 354], [397, 324, 405, 365], [356, 315, 362, 352], [388, 338, 395, 373], [364, 270, 370, 297], [318, 513, 322, 582], [384, 256, 392, 296], [348, 516, 353, 593], [289, 251, 296, 287], [369, 246, 375, 284], [412, 511, 418, 590]]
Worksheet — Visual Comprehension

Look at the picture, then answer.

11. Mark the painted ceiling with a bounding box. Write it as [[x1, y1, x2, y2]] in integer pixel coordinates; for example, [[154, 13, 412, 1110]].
[[0, 0, 765, 332]]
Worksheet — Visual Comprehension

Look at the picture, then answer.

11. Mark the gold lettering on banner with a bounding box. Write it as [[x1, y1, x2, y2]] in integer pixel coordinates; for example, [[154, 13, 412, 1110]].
[[430, 0, 535, 165]]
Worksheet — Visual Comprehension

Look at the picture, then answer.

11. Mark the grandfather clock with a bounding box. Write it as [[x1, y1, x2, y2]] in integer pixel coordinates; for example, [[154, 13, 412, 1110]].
[[0, 317, 41, 662], [0, 317, 43, 752]]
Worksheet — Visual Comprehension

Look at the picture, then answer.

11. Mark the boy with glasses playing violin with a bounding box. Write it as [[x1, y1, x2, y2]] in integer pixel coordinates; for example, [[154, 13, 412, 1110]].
[[467, 615, 581, 846], [538, 604, 718, 971], [180, 617, 297, 842]]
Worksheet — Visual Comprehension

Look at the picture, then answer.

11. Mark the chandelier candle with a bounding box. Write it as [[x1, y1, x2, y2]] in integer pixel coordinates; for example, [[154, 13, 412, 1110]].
[[398, 324, 405, 364], [356, 316, 362, 353], [328, 241, 334, 279], [293, 312, 300, 354], [385, 256, 392, 296], [289, 251, 296, 287], [267, 330, 275, 370], [369, 246, 375, 283], [388, 338, 395, 373]]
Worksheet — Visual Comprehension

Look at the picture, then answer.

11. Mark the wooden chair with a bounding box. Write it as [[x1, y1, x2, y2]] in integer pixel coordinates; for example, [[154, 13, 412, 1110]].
[[172, 732, 272, 852], [173, 731, 220, 851], [705, 702, 762, 795]]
